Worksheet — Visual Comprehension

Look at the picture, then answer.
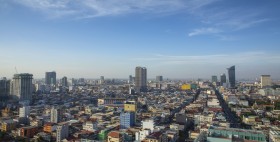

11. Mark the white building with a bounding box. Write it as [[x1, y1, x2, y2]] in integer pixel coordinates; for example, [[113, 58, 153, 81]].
[[142, 119, 154, 131], [83, 121, 98, 132], [207, 98, 220, 107], [19, 105, 30, 118], [56, 122, 69, 142], [51, 107, 62, 123], [135, 129, 151, 141]]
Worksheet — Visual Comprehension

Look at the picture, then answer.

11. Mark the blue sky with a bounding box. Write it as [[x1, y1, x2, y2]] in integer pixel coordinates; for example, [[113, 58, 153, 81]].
[[1, 0, 280, 79]]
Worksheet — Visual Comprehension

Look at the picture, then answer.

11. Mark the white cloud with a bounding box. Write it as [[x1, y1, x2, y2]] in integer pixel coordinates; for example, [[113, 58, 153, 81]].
[[188, 27, 221, 36]]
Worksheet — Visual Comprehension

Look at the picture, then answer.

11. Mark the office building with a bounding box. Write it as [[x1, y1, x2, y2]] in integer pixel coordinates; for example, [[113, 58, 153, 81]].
[[129, 75, 133, 83], [124, 101, 137, 124], [261, 75, 272, 88], [211, 76, 218, 83], [45, 71, 56, 85], [56, 122, 69, 142], [10, 73, 33, 102], [220, 73, 226, 85], [0, 78, 10, 99], [120, 112, 135, 129], [50, 106, 62, 123], [19, 105, 30, 118], [135, 66, 147, 93], [100, 76, 105, 84], [61, 76, 68, 87], [156, 76, 163, 82], [227, 66, 235, 88]]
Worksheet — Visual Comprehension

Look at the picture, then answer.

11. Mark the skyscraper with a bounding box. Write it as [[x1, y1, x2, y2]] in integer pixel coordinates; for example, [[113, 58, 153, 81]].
[[227, 66, 235, 88], [156, 76, 163, 82], [45, 71, 56, 85], [220, 73, 226, 85], [0, 78, 10, 100], [51, 106, 62, 123], [135, 66, 147, 93], [261, 75, 272, 88], [211, 76, 218, 83], [56, 122, 69, 142], [129, 75, 133, 83], [61, 76, 68, 87], [11, 73, 33, 102]]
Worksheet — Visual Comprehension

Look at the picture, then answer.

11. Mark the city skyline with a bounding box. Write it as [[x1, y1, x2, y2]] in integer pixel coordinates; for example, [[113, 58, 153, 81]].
[[1, 0, 280, 79]]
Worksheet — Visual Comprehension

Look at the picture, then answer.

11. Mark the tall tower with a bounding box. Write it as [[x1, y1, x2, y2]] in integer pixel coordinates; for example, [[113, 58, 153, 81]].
[[135, 67, 147, 93], [51, 106, 62, 123], [11, 73, 33, 102], [220, 73, 226, 86], [211, 76, 218, 83], [0, 78, 10, 100], [61, 76, 68, 87], [227, 66, 235, 88], [261, 75, 271, 88], [156, 76, 163, 82], [56, 122, 69, 142], [45, 71, 56, 85]]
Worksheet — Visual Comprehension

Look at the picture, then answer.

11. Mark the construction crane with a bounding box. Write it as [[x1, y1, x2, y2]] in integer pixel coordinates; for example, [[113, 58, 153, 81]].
[[15, 66, 18, 74]]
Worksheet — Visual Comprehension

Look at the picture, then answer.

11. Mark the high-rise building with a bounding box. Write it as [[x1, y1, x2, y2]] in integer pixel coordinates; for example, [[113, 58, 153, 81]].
[[129, 75, 133, 83], [261, 75, 272, 88], [100, 76, 105, 84], [19, 105, 30, 118], [19, 105, 30, 124], [124, 101, 137, 124], [11, 73, 33, 102], [211, 76, 218, 83], [220, 73, 226, 85], [45, 71, 56, 85], [0, 78, 10, 99], [135, 66, 147, 93], [51, 106, 62, 123], [61, 76, 68, 87], [120, 112, 135, 129], [227, 66, 235, 88], [56, 122, 69, 142], [156, 76, 163, 82]]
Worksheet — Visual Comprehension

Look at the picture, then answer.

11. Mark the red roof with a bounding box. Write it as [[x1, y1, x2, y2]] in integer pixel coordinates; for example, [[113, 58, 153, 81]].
[[108, 131, 120, 138]]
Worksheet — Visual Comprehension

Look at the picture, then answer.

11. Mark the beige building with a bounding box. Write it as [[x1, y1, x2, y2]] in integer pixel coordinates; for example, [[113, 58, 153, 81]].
[[261, 75, 272, 88]]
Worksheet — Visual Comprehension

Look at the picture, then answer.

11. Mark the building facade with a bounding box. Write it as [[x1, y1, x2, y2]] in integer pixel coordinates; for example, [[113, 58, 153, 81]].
[[261, 75, 271, 88], [120, 112, 135, 129], [61, 76, 68, 87], [56, 122, 69, 142], [0, 78, 10, 99], [220, 73, 226, 86], [211, 76, 218, 83], [135, 66, 147, 93], [45, 71, 56, 85], [10, 73, 33, 102], [156, 76, 163, 82], [227, 66, 235, 88], [50, 106, 62, 123]]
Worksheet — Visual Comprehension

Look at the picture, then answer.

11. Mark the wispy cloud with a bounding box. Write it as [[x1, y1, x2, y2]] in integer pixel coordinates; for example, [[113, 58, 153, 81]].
[[187, 3, 270, 38], [11, 0, 220, 19], [188, 27, 221, 36], [134, 52, 280, 65], [12, 0, 187, 18]]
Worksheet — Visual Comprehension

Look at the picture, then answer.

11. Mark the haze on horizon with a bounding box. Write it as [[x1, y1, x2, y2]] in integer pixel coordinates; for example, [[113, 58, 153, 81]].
[[1, 0, 280, 79]]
